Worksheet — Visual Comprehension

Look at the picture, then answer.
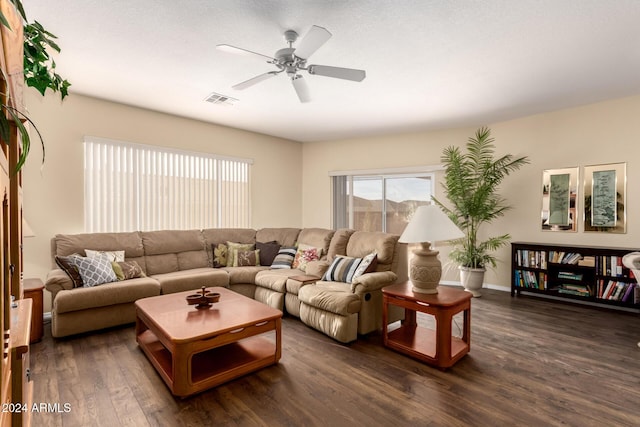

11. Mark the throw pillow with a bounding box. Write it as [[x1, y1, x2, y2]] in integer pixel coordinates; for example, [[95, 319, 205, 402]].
[[322, 255, 363, 283], [55, 254, 84, 288], [292, 244, 319, 269], [111, 261, 145, 281], [85, 249, 125, 262], [211, 243, 228, 268], [74, 254, 118, 287], [256, 241, 281, 266], [292, 247, 321, 272], [352, 252, 378, 281], [226, 242, 255, 267], [270, 246, 297, 269], [233, 249, 261, 267]]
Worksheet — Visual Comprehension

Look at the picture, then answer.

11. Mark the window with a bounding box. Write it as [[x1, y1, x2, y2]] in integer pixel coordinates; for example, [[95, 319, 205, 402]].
[[332, 168, 436, 233], [84, 137, 252, 232]]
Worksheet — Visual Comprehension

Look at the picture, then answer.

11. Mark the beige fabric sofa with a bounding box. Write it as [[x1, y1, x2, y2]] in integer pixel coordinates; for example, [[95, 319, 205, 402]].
[[45, 227, 407, 342]]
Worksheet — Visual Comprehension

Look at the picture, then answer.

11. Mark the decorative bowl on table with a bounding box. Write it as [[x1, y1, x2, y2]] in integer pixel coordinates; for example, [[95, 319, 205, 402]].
[[186, 286, 220, 309]]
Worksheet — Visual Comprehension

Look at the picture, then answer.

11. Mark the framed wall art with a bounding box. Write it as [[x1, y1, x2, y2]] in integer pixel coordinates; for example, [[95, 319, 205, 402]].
[[583, 162, 626, 233], [541, 167, 578, 232]]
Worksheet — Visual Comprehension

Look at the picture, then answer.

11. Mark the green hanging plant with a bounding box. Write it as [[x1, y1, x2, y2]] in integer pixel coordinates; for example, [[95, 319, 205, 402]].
[[1, 0, 71, 171]]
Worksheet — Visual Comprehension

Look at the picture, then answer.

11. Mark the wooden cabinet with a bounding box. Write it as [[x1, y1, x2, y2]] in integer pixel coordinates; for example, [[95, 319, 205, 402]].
[[10, 299, 32, 427], [512, 242, 639, 309], [0, 1, 28, 425]]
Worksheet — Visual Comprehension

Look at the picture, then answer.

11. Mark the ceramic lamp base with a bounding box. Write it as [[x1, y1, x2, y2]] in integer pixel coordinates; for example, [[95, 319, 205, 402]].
[[408, 242, 441, 294]]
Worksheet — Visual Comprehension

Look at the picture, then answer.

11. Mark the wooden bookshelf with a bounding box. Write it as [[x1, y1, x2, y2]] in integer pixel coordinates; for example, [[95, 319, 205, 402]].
[[512, 242, 639, 309]]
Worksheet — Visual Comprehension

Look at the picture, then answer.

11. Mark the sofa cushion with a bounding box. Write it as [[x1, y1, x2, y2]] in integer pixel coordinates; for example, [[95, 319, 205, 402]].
[[346, 231, 399, 268], [233, 249, 260, 266], [54, 231, 145, 266], [256, 241, 281, 266], [202, 228, 256, 267], [85, 249, 125, 262], [256, 228, 300, 247], [55, 254, 84, 288], [326, 229, 356, 261], [152, 267, 229, 294], [298, 281, 361, 316], [54, 277, 161, 314], [255, 268, 305, 293], [111, 261, 145, 281], [141, 230, 209, 275], [292, 246, 321, 272], [211, 243, 228, 268], [322, 256, 362, 283], [226, 242, 255, 266], [296, 228, 335, 259], [271, 247, 297, 269], [73, 254, 118, 287], [222, 266, 268, 285]]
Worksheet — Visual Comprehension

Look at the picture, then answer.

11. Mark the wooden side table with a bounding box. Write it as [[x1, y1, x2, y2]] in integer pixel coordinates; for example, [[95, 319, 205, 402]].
[[23, 278, 44, 343], [382, 282, 472, 369]]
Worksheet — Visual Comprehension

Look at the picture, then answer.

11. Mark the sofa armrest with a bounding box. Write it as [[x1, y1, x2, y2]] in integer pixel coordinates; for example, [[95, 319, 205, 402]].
[[350, 271, 397, 293], [45, 269, 74, 301]]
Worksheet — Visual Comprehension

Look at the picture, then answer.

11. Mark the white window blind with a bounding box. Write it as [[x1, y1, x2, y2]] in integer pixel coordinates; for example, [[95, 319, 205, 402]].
[[84, 137, 252, 232]]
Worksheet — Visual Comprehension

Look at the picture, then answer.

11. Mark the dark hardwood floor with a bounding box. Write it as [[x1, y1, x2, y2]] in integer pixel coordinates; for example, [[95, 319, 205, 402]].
[[30, 287, 640, 426]]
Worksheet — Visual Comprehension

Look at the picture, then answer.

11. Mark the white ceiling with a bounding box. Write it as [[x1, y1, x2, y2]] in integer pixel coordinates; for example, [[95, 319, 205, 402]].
[[25, 0, 640, 142]]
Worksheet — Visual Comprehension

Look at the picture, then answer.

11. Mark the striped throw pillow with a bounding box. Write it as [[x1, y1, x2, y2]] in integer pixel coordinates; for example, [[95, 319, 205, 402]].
[[322, 256, 363, 283], [271, 247, 297, 269]]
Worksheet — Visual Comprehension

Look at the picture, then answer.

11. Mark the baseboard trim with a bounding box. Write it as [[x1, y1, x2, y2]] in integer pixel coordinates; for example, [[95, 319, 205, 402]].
[[440, 280, 510, 293], [44, 311, 52, 323]]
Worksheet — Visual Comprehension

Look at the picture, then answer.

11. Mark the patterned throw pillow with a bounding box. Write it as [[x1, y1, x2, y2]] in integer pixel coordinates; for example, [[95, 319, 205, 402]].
[[226, 242, 255, 267], [292, 247, 320, 272], [85, 249, 125, 262], [74, 254, 118, 287], [352, 252, 378, 280], [55, 254, 84, 288], [111, 261, 145, 280], [211, 243, 228, 268], [256, 241, 281, 266], [233, 250, 261, 267], [322, 256, 363, 283], [271, 247, 297, 269]]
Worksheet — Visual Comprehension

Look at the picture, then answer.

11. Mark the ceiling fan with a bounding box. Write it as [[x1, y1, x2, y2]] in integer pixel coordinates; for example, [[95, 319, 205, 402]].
[[217, 25, 366, 103]]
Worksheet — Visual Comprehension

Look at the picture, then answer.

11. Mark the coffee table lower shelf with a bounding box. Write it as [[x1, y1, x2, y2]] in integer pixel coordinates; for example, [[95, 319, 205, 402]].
[[137, 328, 279, 397]]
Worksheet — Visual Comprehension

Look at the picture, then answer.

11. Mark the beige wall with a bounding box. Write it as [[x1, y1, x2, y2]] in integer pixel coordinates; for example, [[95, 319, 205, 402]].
[[22, 91, 302, 312], [302, 94, 640, 289]]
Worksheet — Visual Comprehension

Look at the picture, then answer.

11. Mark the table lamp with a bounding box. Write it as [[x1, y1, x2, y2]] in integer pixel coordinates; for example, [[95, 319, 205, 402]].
[[399, 204, 464, 294]]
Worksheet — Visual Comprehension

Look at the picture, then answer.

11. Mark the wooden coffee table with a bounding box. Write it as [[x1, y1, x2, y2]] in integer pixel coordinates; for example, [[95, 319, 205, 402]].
[[135, 287, 282, 397]]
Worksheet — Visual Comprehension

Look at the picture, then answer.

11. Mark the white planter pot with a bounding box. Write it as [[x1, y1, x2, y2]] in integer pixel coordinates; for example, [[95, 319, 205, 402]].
[[459, 266, 485, 297]]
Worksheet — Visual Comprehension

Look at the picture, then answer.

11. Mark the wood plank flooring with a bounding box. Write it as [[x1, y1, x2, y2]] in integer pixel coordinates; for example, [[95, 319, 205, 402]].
[[30, 287, 640, 426]]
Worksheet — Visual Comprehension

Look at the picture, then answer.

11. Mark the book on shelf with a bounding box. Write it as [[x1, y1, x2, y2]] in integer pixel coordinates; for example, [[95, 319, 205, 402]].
[[549, 251, 582, 265], [578, 256, 595, 267], [557, 283, 590, 297], [557, 271, 583, 281]]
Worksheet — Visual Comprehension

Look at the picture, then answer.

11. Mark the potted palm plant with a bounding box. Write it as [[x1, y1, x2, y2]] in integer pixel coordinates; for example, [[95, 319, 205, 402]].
[[432, 127, 529, 296]]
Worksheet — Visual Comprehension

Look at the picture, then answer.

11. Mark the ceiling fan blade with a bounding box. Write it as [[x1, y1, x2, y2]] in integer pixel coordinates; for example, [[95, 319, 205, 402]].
[[291, 75, 310, 103], [294, 25, 332, 60], [232, 72, 278, 90], [308, 64, 366, 82], [216, 44, 275, 62]]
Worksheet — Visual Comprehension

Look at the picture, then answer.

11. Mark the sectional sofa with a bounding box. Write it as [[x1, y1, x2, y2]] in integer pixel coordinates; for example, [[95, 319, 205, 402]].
[[45, 227, 407, 343]]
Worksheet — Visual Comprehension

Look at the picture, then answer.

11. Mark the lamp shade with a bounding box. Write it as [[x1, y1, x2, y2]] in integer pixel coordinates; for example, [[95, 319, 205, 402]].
[[399, 204, 464, 244]]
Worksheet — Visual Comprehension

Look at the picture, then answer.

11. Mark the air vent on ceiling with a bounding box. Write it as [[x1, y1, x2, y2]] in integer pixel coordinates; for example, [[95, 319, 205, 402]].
[[204, 92, 238, 106]]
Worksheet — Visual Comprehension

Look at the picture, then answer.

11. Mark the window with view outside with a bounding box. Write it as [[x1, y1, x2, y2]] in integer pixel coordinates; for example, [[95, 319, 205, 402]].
[[84, 137, 252, 232], [334, 173, 433, 233]]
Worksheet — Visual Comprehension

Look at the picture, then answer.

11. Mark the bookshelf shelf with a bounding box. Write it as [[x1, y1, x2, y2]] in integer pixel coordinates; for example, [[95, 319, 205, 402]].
[[511, 242, 639, 309]]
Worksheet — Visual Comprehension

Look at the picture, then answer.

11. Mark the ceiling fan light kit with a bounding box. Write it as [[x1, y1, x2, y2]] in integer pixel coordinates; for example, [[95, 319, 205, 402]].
[[217, 25, 366, 103]]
